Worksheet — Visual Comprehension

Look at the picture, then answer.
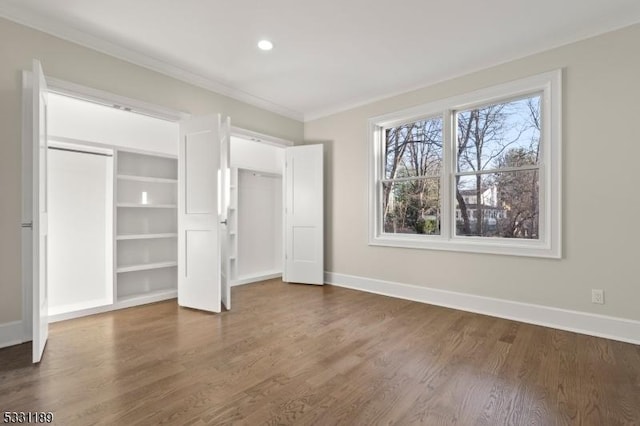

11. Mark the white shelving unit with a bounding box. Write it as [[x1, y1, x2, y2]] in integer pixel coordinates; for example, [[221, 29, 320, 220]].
[[115, 150, 178, 304], [117, 175, 178, 184], [116, 203, 177, 208], [229, 167, 239, 282], [117, 261, 178, 273], [116, 233, 178, 240]]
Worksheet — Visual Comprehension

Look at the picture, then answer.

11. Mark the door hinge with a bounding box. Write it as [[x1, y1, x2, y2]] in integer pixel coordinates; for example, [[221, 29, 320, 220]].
[[21, 222, 33, 229]]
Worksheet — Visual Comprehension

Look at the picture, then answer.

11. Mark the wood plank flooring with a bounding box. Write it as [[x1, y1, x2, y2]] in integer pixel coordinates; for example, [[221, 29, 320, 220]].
[[1, 279, 639, 425]]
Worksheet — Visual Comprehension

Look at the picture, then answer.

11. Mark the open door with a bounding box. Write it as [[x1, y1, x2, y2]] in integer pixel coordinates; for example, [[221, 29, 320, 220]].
[[32, 60, 49, 363], [178, 114, 227, 313], [219, 115, 231, 310], [283, 145, 324, 285]]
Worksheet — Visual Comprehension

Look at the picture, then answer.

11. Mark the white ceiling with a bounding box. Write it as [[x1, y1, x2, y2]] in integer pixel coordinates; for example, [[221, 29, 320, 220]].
[[2, 0, 640, 121]]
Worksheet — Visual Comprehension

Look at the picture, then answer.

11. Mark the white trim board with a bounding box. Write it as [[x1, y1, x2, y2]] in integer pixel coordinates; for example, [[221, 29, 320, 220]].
[[232, 272, 282, 287], [48, 291, 177, 323], [0, 321, 27, 349], [46, 75, 190, 122], [231, 126, 294, 148], [325, 272, 640, 346]]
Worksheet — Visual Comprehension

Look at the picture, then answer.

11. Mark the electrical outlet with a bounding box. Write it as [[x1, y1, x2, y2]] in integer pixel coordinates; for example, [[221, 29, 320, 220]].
[[591, 289, 604, 304]]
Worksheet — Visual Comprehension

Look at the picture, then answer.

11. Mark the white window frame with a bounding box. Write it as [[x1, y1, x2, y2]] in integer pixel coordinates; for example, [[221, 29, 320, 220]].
[[368, 70, 562, 258]]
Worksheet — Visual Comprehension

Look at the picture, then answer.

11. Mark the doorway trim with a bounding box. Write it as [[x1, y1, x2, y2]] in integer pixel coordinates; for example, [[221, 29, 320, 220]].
[[231, 126, 294, 148], [46, 76, 190, 122]]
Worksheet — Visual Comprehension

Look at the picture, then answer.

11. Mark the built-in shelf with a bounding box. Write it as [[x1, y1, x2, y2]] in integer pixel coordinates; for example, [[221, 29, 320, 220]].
[[116, 261, 177, 273], [116, 233, 178, 240], [116, 288, 177, 303], [117, 174, 178, 184], [115, 150, 178, 310], [117, 203, 177, 209], [232, 271, 283, 287]]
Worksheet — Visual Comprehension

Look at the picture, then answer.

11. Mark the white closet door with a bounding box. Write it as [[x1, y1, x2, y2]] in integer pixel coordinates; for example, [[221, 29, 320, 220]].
[[178, 115, 221, 313], [219, 115, 231, 310], [284, 145, 324, 285], [32, 59, 49, 363]]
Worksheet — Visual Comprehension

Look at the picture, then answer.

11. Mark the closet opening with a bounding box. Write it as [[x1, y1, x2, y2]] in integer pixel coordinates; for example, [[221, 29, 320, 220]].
[[228, 133, 290, 286]]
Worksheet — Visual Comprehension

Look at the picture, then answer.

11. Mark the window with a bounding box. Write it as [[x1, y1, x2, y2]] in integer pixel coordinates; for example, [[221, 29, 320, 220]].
[[382, 116, 442, 235], [369, 71, 561, 258]]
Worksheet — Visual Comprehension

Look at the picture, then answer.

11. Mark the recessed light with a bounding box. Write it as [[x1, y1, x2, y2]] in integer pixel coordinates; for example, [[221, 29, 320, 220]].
[[257, 40, 273, 51]]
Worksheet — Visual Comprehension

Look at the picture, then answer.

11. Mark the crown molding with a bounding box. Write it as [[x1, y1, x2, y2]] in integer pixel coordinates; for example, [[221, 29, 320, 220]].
[[0, 5, 304, 122]]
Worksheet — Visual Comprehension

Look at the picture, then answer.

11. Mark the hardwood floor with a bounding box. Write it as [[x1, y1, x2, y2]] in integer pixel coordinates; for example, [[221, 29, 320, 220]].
[[1, 279, 639, 425]]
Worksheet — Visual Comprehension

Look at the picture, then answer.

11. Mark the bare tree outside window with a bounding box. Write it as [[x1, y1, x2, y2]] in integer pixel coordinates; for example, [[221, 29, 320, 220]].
[[382, 117, 442, 234]]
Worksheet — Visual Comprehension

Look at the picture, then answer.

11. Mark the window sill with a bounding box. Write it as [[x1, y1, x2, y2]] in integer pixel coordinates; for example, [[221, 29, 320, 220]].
[[369, 234, 560, 259]]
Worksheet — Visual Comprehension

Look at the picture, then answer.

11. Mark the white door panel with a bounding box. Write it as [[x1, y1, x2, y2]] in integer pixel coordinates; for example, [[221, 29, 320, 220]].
[[32, 59, 49, 363], [219, 116, 231, 310], [178, 115, 221, 313], [284, 145, 324, 285]]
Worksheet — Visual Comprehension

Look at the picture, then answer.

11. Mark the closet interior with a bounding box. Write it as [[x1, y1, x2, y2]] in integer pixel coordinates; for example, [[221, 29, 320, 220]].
[[47, 92, 179, 321], [46, 92, 289, 321], [228, 135, 285, 285]]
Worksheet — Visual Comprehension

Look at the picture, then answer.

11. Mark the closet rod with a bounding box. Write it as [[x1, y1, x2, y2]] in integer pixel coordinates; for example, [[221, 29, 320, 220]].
[[48, 146, 113, 157]]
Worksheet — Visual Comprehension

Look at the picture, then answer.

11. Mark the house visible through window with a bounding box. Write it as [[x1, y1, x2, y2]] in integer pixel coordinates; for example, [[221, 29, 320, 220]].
[[369, 71, 562, 258]]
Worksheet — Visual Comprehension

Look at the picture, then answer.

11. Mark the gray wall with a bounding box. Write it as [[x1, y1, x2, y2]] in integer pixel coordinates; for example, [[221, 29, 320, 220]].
[[305, 23, 640, 322], [0, 17, 303, 324]]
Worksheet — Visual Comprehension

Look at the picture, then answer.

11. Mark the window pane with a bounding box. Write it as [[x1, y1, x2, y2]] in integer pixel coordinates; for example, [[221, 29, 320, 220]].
[[456, 95, 541, 173], [385, 116, 442, 179], [455, 170, 539, 239], [382, 179, 440, 235]]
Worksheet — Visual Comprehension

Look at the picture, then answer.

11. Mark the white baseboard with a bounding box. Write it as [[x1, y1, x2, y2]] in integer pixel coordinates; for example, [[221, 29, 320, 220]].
[[49, 290, 177, 323], [0, 320, 27, 349], [49, 297, 114, 318], [325, 272, 640, 346], [232, 271, 282, 287]]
